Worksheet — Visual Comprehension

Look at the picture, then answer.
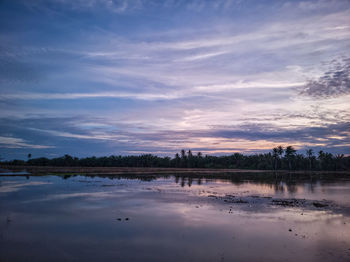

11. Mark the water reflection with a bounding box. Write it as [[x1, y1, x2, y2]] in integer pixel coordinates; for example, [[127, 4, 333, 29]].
[[0, 174, 349, 262], [0, 181, 52, 193]]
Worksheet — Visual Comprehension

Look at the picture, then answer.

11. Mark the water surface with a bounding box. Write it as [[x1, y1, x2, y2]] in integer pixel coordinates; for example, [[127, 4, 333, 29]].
[[1, 174, 350, 262]]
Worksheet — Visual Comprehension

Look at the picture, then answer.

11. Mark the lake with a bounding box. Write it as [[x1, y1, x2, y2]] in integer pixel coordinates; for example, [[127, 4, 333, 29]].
[[1, 173, 350, 261]]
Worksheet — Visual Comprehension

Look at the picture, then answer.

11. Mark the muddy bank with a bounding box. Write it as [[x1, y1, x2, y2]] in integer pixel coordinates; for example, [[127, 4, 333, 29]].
[[1, 165, 350, 177]]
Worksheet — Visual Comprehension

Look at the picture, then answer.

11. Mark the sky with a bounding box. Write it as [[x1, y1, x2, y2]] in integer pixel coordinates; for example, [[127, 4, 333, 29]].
[[0, 0, 349, 160]]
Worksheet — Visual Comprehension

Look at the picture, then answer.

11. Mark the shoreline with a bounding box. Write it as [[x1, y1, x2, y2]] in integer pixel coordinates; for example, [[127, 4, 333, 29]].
[[1, 165, 350, 176]]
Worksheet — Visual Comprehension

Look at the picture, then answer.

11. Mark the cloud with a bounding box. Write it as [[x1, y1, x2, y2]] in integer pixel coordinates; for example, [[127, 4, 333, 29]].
[[195, 81, 305, 92], [18, 0, 245, 14], [0, 91, 180, 101], [0, 79, 303, 102], [0, 112, 349, 158], [299, 57, 350, 98], [18, 0, 140, 13], [209, 122, 350, 143], [176, 51, 230, 62], [0, 136, 54, 149]]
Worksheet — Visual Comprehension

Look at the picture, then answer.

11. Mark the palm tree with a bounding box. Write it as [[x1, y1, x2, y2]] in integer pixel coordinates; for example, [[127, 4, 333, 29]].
[[334, 154, 344, 171], [233, 153, 244, 169], [174, 153, 180, 167], [180, 149, 186, 159], [277, 146, 284, 169], [187, 150, 193, 167], [196, 152, 203, 168], [285, 146, 296, 170], [318, 150, 325, 170], [180, 149, 187, 167], [277, 146, 284, 158], [27, 153, 32, 164], [272, 147, 279, 170], [306, 149, 313, 170]]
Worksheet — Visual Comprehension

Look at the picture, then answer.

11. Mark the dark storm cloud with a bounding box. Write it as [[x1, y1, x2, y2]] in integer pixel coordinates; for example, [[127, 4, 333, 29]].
[[299, 57, 350, 98], [210, 122, 349, 143]]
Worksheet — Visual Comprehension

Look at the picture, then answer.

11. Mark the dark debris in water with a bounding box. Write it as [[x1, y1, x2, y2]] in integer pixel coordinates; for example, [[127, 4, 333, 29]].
[[224, 198, 248, 204], [78, 180, 102, 183], [272, 199, 305, 207], [313, 202, 328, 208], [207, 193, 341, 213], [116, 217, 130, 221]]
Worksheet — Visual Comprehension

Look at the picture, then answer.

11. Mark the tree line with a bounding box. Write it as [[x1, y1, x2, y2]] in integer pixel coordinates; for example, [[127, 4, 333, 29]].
[[2, 146, 349, 171]]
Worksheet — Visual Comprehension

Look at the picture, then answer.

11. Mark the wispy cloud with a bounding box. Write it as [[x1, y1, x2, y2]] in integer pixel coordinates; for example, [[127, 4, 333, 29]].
[[0, 91, 180, 101], [195, 81, 305, 92], [19, 0, 248, 13], [20, 0, 140, 13], [0, 79, 305, 101], [0, 136, 54, 149]]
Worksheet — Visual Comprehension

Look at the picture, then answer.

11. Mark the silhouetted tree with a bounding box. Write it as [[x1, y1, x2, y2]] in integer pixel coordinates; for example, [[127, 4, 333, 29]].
[[180, 149, 187, 167], [318, 150, 325, 170], [187, 150, 193, 168], [272, 147, 279, 170], [335, 154, 344, 171], [277, 146, 284, 158], [3, 147, 349, 171], [285, 146, 296, 170], [306, 149, 313, 170], [174, 153, 180, 167]]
